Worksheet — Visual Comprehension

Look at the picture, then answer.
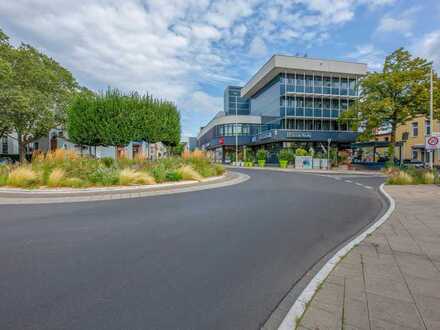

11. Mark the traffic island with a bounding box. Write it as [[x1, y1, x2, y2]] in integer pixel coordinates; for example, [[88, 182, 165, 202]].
[[0, 171, 249, 204], [288, 185, 440, 330]]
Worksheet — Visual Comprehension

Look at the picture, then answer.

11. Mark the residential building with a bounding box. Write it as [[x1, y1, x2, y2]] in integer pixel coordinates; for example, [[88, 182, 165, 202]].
[[394, 115, 439, 165], [198, 55, 367, 163]]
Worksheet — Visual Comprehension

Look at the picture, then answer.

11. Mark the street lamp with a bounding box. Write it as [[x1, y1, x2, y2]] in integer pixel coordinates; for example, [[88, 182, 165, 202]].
[[429, 64, 434, 170], [327, 138, 331, 170], [235, 95, 238, 166]]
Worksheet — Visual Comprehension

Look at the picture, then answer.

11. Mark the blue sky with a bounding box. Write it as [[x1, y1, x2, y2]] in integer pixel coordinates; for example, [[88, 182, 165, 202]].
[[1, 0, 439, 137]]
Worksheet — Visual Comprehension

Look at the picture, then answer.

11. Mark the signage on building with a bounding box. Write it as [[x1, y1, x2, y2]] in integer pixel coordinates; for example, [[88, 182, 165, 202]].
[[259, 131, 273, 140], [219, 137, 225, 145], [425, 134, 440, 150], [286, 131, 312, 139]]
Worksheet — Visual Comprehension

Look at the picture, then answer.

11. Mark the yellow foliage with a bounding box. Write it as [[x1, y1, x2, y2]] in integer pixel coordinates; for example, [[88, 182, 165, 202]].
[[46, 149, 79, 161], [47, 169, 65, 187], [178, 165, 203, 181], [119, 169, 156, 185], [422, 171, 435, 184], [7, 167, 39, 187]]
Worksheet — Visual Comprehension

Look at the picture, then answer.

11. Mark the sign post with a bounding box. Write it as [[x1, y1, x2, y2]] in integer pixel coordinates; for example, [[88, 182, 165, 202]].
[[425, 134, 440, 167]]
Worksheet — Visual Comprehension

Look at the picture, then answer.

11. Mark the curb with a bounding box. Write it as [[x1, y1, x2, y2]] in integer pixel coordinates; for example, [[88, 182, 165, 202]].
[[0, 171, 249, 205], [225, 165, 385, 177], [277, 183, 395, 330]]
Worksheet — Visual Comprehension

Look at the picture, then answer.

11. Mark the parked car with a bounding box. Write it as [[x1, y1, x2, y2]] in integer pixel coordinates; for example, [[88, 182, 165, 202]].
[[0, 157, 13, 165], [402, 159, 426, 169]]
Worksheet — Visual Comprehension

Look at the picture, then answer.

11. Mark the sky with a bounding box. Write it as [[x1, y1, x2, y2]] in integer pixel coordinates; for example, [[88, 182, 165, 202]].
[[1, 0, 440, 137]]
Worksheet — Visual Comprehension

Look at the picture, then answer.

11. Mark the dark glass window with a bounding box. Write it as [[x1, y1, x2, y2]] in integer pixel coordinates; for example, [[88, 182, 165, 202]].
[[332, 77, 340, 95], [314, 76, 322, 94], [305, 75, 313, 93]]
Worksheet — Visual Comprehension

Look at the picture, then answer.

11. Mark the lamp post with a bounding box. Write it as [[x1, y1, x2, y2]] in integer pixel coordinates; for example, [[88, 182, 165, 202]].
[[429, 65, 434, 170], [235, 95, 238, 166], [327, 138, 331, 170]]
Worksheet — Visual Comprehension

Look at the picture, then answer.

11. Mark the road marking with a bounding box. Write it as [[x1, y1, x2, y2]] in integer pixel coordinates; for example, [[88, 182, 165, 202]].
[[355, 182, 363, 186], [364, 186, 373, 189], [345, 180, 352, 183], [278, 184, 395, 330]]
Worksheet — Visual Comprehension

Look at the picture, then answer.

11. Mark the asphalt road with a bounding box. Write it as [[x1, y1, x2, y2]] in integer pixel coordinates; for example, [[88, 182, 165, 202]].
[[0, 169, 386, 330]]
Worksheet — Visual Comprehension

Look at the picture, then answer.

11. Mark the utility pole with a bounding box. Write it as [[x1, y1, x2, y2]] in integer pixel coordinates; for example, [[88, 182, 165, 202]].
[[429, 65, 434, 170]]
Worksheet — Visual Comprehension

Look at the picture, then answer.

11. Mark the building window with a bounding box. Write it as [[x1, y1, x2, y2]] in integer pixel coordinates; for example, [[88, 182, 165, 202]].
[[1, 137, 7, 154], [412, 150, 418, 160], [425, 120, 431, 136], [412, 122, 418, 137], [402, 132, 409, 141]]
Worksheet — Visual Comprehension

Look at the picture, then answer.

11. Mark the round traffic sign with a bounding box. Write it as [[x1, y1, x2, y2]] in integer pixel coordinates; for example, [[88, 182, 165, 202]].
[[427, 136, 439, 146]]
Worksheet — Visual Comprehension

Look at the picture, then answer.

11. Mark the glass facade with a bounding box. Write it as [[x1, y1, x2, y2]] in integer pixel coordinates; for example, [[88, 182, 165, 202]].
[[224, 86, 250, 115]]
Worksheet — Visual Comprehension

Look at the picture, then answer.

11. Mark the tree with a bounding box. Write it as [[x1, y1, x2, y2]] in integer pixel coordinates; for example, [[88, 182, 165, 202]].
[[0, 29, 78, 161], [67, 88, 181, 149], [341, 48, 440, 143]]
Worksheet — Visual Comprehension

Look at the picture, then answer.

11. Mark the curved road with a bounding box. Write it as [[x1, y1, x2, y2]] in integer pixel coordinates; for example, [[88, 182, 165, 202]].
[[0, 169, 385, 330]]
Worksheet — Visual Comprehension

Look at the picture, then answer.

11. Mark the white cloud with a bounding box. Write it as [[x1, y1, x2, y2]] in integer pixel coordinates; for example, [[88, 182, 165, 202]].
[[248, 36, 268, 57], [346, 44, 384, 71], [411, 30, 440, 71], [376, 7, 419, 37], [0, 0, 399, 135]]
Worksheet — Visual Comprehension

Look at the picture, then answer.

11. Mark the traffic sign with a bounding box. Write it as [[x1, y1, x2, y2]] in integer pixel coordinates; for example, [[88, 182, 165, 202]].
[[425, 134, 440, 150]]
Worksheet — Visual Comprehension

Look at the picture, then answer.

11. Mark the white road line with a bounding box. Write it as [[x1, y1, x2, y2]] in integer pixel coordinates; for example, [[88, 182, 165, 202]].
[[365, 186, 373, 189], [345, 180, 352, 183], [355, 182, 363, 186], [278, 184, 395, 330]]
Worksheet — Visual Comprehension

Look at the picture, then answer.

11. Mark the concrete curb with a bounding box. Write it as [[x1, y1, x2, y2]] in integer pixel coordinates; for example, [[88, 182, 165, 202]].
[[277, 183, 395, 330], [0, 171, 249, 205], [0, 174, 226, 195]]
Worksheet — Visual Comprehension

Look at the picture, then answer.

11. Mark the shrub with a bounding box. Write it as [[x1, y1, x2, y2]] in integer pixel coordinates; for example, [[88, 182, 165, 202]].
[[421, 171, 435, 184], [7, 167, 40, 187], [256, 149, 267, 161], [101, 157, 115, 168], [119, 169, 155, 185], [387, 170, 414, 185], [0, 165, 9, 186], [244, 150, 254, 163], [295, 148, 309, 156], [178, 165, 203, 181], [278, 148, 294, 162], [165, 170, 183, 181], [214, 164, 225, 176], [47, 169, 65, 187], [89, 167, 119, 186], [63, 177, 86, 188]]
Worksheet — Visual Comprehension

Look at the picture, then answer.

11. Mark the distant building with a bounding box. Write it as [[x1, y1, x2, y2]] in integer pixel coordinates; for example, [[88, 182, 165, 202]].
[[197, 54, 367, 163], [180, 136, 197, 151]]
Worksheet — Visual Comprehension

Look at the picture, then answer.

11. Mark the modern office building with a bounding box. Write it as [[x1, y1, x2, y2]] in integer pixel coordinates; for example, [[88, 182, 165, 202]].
[[197, 55, 367, 162]]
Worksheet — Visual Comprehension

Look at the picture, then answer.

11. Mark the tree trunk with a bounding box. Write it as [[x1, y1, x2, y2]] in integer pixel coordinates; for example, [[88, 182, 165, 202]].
[[18, 133, 26, 163]]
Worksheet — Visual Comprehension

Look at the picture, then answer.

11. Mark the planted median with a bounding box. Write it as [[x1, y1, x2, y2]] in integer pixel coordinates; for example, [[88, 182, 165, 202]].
[[0, 149, 224, 189]]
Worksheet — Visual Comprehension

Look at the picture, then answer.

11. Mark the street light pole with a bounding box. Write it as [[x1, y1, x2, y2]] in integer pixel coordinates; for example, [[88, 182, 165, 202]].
[[235, 95, 238, 166], [327, 138, 331, 170], [429, 65, 434, 170]]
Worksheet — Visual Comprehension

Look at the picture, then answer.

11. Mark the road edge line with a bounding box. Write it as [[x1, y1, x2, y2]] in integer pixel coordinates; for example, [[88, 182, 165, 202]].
[[277, 183, 395, 330]]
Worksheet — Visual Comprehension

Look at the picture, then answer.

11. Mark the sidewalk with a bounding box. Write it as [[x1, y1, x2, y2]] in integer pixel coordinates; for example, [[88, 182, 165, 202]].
[[224, 165, 384, 176], [297, 185, 440, 330]]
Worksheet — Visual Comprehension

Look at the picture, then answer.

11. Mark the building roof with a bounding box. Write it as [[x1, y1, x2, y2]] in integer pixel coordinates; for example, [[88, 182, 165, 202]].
[[241, 55, 368, 98], [197, 113, 262, 139]]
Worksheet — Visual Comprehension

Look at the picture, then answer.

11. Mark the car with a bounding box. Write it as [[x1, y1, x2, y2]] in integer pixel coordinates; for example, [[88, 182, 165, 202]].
[[402, 159, 426, 169], [0, 157, 13, 165]]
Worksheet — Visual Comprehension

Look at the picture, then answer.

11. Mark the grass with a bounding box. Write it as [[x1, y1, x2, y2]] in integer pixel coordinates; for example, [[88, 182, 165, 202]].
[[0, 149, 224, 188], [386, 167, 440, 185]]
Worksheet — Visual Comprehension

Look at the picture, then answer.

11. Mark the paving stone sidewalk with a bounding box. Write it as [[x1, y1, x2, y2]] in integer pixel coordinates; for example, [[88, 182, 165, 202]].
[[298, 185, 440, 330]]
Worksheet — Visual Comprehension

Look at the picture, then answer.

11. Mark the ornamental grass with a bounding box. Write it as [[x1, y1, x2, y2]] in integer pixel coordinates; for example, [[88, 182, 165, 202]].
[[0, 149, 223, 188], [47, 169, 65, 187], [178, 165, 203, 181], [118, 169, 156, 185], [7, 167, 40, 188]]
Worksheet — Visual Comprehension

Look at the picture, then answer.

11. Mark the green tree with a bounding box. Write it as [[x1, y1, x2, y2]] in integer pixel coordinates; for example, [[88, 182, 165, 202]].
[[0, 29, 78, 161], [341, 48, 439, 143]]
